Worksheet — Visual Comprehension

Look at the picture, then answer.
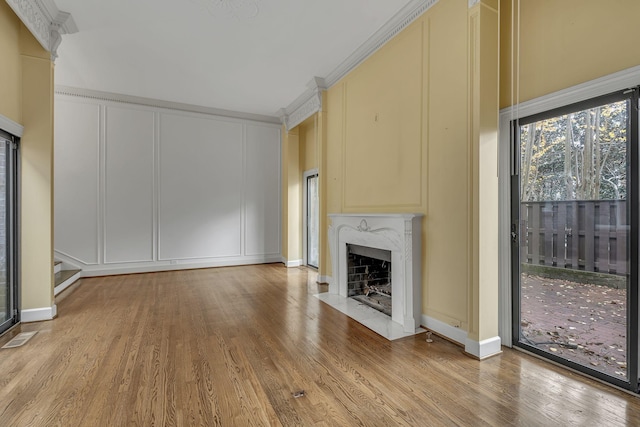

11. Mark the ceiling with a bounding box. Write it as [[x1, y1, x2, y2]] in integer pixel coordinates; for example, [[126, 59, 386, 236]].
[[53, 0, 414, 119]]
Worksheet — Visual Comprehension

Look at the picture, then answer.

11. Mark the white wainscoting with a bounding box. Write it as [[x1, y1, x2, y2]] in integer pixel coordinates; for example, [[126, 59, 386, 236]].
[[54, 94, 282, 276]]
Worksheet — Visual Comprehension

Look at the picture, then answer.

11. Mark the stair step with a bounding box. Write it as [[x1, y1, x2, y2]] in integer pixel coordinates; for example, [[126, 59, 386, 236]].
[[54, 261, 62, 274], [54, 269, 81, 296]]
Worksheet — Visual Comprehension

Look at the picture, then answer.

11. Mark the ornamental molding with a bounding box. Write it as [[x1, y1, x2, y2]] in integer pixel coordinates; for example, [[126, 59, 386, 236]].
[[278, 0, 439, 126], [280, 77, 326, 131], [5, 0, 78, 60]]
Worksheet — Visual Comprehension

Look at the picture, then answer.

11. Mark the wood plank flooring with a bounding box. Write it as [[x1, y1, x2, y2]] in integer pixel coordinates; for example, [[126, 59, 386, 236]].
[[1, 264, 639, 426]]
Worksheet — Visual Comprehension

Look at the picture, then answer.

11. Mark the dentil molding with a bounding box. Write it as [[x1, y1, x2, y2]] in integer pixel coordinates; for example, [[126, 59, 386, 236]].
[[5, 0, 77, 60], [279, 0, 440, 128]]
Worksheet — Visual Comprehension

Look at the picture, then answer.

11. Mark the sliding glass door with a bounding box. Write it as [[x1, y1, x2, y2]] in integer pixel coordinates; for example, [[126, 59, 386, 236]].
[[0, 130, 18, 335], [511, 89, 638, 391]]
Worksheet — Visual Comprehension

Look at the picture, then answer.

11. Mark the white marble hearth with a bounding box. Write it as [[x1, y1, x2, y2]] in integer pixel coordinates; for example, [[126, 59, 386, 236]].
[[314, 293, 423, 340], [318, 213, 424, 340]]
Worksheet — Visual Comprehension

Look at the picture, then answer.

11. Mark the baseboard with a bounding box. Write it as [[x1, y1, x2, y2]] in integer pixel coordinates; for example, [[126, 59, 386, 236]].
[[54, 270, 82, 296], [21, 305, 57, 323], [465, 336, 502, 360], [73, 256, 283, 277], [420, 314, 468, 346], [284, 259, 303, 268]]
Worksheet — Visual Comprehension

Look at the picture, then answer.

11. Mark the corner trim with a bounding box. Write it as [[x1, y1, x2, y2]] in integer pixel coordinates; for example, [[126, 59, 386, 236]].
[[21, 304, 57, 323], [5, 0, 77, 59], [55, 85, 281, 125], [465, 336, 502, 360], [0, 114, 23, 137]]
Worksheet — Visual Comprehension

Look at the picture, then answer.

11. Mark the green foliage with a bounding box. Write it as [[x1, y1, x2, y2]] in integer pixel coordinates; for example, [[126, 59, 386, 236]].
[[520, 100, 627, 202]]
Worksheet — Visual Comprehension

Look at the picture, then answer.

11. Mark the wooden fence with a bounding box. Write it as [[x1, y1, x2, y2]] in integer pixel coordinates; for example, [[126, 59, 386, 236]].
[[521, 200, 627, 276]]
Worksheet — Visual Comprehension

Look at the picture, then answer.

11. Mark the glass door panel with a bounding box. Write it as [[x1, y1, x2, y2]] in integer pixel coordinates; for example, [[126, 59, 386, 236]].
[[0, 133, 15, 335], [513, 91, 637, 390], [307, 174, 319, 268]]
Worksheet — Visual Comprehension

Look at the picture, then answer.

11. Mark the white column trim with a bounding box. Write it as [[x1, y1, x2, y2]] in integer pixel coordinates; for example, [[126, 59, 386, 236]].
[[5, 0, 78, 60], [465, 336, 502, 359]]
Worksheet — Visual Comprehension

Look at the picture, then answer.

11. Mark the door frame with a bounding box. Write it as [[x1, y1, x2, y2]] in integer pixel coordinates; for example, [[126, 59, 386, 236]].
[[0, 128, 20, 335], [302, 168, 318, 268], [498, 66, 640, 390]]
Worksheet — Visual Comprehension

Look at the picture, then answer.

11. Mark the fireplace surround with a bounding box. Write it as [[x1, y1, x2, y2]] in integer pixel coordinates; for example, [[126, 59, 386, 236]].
[[317, 213, 423, 340]]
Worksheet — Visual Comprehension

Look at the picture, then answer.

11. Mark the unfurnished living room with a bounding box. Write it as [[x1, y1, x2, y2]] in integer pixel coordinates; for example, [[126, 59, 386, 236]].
[[2, 0, 640, 425]]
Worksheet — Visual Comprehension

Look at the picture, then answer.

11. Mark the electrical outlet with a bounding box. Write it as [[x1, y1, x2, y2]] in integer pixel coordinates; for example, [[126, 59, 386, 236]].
[[170, 260, 177, 265], [449, 320, 461, 328]]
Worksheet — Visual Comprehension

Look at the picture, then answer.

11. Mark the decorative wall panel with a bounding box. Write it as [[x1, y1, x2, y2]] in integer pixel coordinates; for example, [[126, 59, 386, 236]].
[[54, 93, 281, 276]]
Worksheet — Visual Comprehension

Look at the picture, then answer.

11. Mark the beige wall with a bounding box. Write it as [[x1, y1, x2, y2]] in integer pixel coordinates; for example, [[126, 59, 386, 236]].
[[0, 2, 21, 123], [0, 3, 55, 313], [281, 127, 300, 263], [299, 115, 318, 173], [500, 0, 640, 109], [325, 0, 496, 333], [281, 114, 321, 266]]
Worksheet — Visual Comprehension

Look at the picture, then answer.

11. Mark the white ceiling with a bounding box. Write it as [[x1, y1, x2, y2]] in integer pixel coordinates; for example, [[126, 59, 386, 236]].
[[53, 0, 414, 118]]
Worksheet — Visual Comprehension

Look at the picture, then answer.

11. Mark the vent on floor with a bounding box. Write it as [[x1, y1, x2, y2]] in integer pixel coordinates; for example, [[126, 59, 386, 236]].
[[2, 331, 37, 349]]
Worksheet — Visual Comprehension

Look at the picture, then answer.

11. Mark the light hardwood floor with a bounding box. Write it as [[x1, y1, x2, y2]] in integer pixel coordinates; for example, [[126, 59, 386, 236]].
[[1, 264, 639, 426]]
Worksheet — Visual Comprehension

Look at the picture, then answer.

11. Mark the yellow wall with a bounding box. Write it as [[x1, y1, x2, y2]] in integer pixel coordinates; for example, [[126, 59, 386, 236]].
[[500, 0, 640, 109], [0, 3, 55, 313], [326, 0, 479, 331], [281, 127, 301, 263], [299, 115, 318, 173], [0, 2, 21, 123], [281, 113, 321, 266]]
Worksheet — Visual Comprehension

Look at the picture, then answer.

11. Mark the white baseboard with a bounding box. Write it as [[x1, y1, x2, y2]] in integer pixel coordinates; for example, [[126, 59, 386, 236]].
[[54, 271, 82, 296], [69, 256, 283, 277], [421, 315, 502, 359], [420, 314, 468, 346], [21, 305, 57, 323], [284, 259, 303, 268], [465, 336, 502, 359]]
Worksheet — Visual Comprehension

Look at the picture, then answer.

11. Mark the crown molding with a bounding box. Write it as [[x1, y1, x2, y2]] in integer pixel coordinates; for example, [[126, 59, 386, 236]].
[[5, 0, 77, 60], [55, 85, 282, 125], [324, 0, 438, 88], [278, 0, 439, 130], [280, 77, 326, 131]]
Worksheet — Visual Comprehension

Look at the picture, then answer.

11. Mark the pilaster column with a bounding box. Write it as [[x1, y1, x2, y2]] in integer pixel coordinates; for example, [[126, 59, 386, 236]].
[[465, 0, 501, 359]]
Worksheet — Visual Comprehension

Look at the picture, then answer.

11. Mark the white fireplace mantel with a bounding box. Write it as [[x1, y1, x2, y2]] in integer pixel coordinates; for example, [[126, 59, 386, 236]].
[[319, 213, 423, 339]]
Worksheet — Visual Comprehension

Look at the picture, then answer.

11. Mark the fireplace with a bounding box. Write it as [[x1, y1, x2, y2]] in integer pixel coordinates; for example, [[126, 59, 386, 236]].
[[316, 213, 423, 340], [347, 244, 392, 316]]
